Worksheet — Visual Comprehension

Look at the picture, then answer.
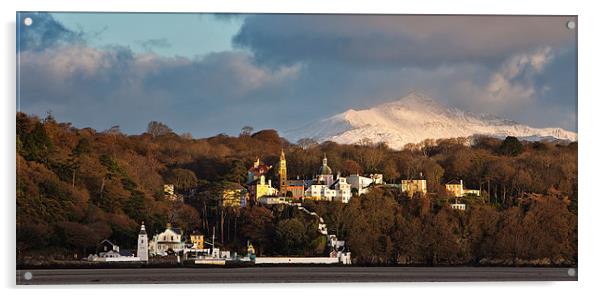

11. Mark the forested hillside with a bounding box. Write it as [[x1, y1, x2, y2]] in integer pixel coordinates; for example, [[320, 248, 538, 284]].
[[16, 112, 577, 265]]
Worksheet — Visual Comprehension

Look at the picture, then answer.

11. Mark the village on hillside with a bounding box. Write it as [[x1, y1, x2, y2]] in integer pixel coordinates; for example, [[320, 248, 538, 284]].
[[85, 148, 484, 265]]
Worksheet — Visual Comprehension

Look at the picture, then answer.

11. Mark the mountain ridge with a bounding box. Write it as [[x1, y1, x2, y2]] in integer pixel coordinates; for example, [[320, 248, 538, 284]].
[[284, 92, 577, 150]]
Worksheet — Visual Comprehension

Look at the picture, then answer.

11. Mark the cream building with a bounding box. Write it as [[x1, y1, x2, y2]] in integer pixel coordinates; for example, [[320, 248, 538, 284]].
[[401, 179, 427, 197], [148, 223, 185, 256]]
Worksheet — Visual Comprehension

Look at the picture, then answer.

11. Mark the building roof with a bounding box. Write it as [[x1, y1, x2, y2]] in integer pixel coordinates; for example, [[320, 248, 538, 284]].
[[248, 164, 272, 177], [286, 180, 306, 187], [191, 230, 203, 236], [319, 164, 332, 175], [446, 179, 462, 185], [319, 155, 333, 175], [98, 239, 118, 248]]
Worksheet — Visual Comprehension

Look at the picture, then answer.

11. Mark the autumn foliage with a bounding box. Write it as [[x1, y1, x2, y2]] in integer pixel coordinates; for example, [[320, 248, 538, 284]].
[[16, 113, 577, 265]]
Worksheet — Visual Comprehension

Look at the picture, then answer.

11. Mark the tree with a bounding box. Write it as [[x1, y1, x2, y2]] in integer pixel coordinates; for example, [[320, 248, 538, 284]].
[[59, 221, 102, 257], [240, 126, 254, 137], [239, 206, 274, 255], [341, 159, 363, 176], [172, 203, 201, 235], [297, 138, 318, 150], [275, 218, 307, 255], [124, 190, 146, 223], [499, 136, 524, 156], [165, 168, 198, 190], [17, 120, 53, 163], [147, 121, 173, 138]]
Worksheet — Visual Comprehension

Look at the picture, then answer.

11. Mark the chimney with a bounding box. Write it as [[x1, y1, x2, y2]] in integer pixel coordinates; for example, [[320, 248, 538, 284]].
[[268, 179, 272, 187], [460, 179, 463, 186]]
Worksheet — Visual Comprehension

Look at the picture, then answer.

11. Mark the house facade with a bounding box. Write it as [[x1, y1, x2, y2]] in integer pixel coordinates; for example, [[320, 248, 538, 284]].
[[148, 223, 185, 255], [222, 183, 248, 208], [445, 179, 481, 197], [248, 175, 278, 200], [401, 179, 428, 196]]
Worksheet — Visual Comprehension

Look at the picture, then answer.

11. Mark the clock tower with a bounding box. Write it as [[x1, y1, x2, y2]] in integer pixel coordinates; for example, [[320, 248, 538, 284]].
[[279, 149, 287, 195]]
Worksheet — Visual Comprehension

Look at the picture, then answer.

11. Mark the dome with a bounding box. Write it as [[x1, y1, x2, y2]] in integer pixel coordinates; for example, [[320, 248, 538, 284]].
[[319, 154, 332, 175], [319, 164, 332, 175]]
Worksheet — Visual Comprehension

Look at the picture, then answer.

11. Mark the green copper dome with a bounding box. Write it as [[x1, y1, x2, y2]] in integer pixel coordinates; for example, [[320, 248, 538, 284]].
[[319, 155, 332, 175]]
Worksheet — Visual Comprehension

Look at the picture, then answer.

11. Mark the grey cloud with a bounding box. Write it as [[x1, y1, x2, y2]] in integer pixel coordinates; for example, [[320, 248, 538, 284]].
[[19, 45, 300, 136], [233, 15, 576, 68], [17, 12, 84, 52], [17, 13, 577, 137]]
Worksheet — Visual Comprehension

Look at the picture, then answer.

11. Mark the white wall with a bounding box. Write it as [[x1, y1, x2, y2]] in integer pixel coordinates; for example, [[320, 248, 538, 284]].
[[254, 257, 340, 264]]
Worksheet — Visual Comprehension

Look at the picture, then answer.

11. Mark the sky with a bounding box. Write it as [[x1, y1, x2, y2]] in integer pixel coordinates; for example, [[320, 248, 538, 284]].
[[17, 12, 577, 137]]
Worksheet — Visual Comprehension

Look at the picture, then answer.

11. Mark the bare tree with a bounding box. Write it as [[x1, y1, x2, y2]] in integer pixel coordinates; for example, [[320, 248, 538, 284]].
[[147, 121, 173, 138], [240, 126, 254, 137]]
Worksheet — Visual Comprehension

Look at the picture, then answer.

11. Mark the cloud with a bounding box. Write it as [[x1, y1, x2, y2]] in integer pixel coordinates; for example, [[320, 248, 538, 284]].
[[136, 38, 172, 51], [18, 12, 84, 52], [19, 43, 301, 135], [233, 15, 575, 68], [17, 13, 577, 135], [451, 47, 554, 110]]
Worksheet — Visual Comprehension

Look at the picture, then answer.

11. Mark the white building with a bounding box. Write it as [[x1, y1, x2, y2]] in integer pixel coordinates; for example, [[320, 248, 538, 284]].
[[304, 177, 352, 203], [347, 173, 384, 195], [305, 184, 336, 201], [89, 238, 141, 262], [148, 223, 185, 256], [137, 222, 149, 261], [331, 177, 352, 203], [451, 203, 466, 211]]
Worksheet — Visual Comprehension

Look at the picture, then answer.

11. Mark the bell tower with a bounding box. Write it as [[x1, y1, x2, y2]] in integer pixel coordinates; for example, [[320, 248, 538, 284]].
[[137, 221, 148, 262], [279, 149, 287, 195]]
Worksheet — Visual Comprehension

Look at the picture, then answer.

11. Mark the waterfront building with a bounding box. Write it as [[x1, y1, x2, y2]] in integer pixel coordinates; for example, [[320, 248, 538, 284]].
[[190, 230, 204, 249], [96, 239, 120, 256], [148, 223, 185, 256], [137, 222, 148, 261]]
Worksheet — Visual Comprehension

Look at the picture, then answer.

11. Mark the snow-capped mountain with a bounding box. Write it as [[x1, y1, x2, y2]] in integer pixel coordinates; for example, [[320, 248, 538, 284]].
[[284, 92, 577, 150]]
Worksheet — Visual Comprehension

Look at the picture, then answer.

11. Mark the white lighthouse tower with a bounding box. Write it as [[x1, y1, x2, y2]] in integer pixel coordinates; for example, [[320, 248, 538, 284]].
[[137, 222, 149, 262]]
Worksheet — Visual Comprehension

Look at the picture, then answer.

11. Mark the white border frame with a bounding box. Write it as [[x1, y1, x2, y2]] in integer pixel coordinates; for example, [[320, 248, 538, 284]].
[[2, 0, 601, 295]]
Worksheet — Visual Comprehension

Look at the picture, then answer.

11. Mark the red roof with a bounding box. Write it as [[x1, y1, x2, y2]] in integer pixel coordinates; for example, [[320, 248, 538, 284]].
[[248, 164, 272, 176]]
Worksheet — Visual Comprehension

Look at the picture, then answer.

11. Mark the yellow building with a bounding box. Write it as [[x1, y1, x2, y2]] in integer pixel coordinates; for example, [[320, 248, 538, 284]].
[[401, 179, 427, 196], [249, 175, 278, 200], [222, 183, 248, 208], [190, 230, 204, 249], [445, 180, 480, 197]]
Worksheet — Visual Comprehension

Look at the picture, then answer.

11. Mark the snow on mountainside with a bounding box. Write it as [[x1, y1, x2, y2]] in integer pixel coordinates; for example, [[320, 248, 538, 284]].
[[283, 92, 577, 150]]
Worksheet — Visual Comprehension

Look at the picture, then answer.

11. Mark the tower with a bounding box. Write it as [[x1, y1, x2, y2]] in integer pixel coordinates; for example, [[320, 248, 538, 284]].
[[137, 222, 148, 262], [279, 149, 287, 195]]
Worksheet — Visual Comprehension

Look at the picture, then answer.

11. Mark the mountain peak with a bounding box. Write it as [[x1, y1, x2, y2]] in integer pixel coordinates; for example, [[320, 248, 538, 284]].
[[381, 91, 450, 114], [284, 93, 577, 150]]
